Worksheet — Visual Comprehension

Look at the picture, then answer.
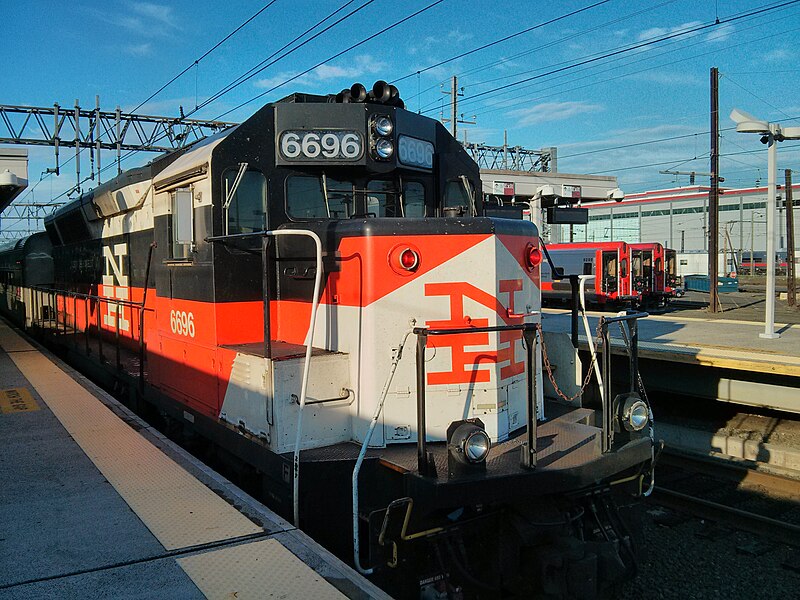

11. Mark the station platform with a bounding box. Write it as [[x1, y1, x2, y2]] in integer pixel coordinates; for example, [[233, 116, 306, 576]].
[[542, 309, 800, 413], [543, 309, 800, 376], [0, 320, 389, 599]]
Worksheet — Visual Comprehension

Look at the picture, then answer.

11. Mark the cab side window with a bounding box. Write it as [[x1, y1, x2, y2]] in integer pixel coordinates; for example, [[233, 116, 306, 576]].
[[172, 188, 193, 260], [224, 170, 267, 234]]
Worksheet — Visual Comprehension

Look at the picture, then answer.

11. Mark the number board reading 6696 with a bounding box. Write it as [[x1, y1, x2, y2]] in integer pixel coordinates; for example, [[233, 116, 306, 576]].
[[279, 130, 363, 162]]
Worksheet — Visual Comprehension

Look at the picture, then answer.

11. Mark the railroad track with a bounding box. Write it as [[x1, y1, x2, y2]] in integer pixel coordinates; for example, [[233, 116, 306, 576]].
[[650, 450, 800, 548]]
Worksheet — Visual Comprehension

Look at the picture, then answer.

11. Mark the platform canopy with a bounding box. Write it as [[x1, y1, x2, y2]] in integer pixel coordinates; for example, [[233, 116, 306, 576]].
[[0, 148, 28, 211]]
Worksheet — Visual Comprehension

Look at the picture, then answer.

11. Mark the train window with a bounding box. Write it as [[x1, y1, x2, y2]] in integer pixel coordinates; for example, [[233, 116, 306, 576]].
[[287, 175, 353, 219], [631, 254, 642, 277], [444, 179, 474, 215], [601, 252, 618, 293], [366, 180, 400, 217], [403, 181, 426, 217], [172, 188, 193, 259], [583, 261, 593, 275], [224, 170, 267, 234]]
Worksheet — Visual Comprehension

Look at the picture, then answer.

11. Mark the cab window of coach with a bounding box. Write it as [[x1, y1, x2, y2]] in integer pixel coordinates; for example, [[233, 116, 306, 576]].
[[223, 170, 267, 234], [287, 175, 353, 219]]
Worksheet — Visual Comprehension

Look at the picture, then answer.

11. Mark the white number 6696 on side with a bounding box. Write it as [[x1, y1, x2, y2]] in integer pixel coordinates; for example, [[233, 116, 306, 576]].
[[169, 310, 195, 338]]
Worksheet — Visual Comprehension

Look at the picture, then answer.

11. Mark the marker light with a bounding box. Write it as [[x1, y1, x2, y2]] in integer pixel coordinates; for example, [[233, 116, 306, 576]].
[[374, 116, 394, 136], [375, 138, 394, 159], [399, 248, 419, 271], [526, 244, 542, 270]]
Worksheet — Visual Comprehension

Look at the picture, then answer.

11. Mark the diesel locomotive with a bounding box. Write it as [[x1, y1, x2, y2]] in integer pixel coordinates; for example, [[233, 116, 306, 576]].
[[0, 82, 655, 599]]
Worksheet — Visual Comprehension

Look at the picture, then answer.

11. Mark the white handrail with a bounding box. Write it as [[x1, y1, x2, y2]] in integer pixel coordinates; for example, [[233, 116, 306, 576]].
[[351, 330, 412, 575], [578, 275, 604, 405], [262, 229, 323, 529]]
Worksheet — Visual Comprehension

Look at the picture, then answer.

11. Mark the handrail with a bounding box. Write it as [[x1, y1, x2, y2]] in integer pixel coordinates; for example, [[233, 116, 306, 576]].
[[30, 285, 155, 310], [412, 322, 539, 474], [30, 283, 151, 373], [578, 276, 603, 406], [597, 310, 648, 452], [208, 228, 323, 529], [351, 330, 413, 575]]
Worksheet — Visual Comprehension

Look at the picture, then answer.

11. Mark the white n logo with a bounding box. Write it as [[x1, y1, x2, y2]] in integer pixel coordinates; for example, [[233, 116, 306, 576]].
[[102, 243, 130, 332]]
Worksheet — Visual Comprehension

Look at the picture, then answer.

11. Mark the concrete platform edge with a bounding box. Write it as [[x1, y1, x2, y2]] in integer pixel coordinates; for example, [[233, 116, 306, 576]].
[[657, 421, 800, 473], [1, 320, 391, 600]]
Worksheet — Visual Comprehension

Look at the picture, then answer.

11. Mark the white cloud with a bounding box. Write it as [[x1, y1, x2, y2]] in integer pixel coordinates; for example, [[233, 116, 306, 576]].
[[254, 55, 388, 92], [87, 2, 179, 38], [125, 43, 152, 57], [409, 29, 472, 56], [507, 101, 602, 126], [131, 2, 178, 28], [762, 48, 793, 62], [706, 23, 734, 43], [627, 70, 702, 86], [447, 29, 473, 44], [637, 21, 703, 42], [254, 72, 314, 90], [312, 55, 387, 81]]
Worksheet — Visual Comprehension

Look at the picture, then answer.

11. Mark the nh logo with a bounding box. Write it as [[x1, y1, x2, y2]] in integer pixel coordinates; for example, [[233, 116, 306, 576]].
[[102, 243, 130, 332]]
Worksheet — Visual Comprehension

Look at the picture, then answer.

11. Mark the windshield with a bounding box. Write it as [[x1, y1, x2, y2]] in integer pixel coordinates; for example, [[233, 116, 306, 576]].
[[287, 175, 353, 218], [287, 174, 428, 219]]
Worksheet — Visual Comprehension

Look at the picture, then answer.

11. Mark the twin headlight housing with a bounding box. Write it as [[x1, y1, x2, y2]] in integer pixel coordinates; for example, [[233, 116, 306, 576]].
[[370, 115, 394, 161]]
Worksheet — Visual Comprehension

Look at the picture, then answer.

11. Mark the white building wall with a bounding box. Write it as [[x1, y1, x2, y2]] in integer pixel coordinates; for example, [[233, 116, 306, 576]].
[[563, 186, 799, 263]]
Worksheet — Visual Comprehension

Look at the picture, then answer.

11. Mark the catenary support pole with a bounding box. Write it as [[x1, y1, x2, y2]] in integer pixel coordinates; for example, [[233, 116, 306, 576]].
[[709, 67, 720, 313], [786, 169, 796, 306]]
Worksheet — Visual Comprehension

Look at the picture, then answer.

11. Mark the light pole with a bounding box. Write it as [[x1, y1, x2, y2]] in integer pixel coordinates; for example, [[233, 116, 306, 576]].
[[730, 109, 800, 339]]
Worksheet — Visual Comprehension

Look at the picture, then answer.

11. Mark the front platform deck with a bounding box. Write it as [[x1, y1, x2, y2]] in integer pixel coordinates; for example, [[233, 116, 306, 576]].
[[299, 401, 651, 508]]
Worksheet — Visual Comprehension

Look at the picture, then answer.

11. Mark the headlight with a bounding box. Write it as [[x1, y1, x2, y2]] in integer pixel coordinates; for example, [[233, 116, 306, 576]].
[[463, 429, 491, 462], [448, 420, 491, 466], [375, 138, 394, 159], [374, 116, 393, 136], [622, 398, 649, 431]]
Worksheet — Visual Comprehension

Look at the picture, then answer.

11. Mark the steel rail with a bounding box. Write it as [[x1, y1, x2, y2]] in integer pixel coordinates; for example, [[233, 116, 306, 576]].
[[659, 450, 800, 500], [652, 450, 800, 547], [652, 486, 800, 548]]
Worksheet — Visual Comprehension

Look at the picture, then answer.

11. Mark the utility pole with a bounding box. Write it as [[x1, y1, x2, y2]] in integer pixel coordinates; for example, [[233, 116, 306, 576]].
[[450, 76, 458, 138], [709, 67, 720, 312], [787, 169, 796, 306], [750, 213, 755, 276], [441, 76, 474, 139]]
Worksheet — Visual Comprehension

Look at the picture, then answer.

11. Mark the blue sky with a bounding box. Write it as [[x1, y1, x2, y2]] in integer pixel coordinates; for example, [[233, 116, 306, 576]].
[[4, 0, 800, 217]]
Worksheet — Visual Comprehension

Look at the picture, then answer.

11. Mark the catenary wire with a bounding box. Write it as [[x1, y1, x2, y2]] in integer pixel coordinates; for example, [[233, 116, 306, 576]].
[[422, 0, 800, 115], [214, 0, 446, 119], [192, 0, 373, 115], [412, 0, 679, 112], [131, 1, 281, 113], [392, 0, 614, 85]]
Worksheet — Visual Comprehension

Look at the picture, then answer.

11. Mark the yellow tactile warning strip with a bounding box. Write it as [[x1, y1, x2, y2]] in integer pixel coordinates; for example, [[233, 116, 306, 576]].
[[0, 323, 262, 550], [178, 538, 347, 599], [0, 387, 39, 413]]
